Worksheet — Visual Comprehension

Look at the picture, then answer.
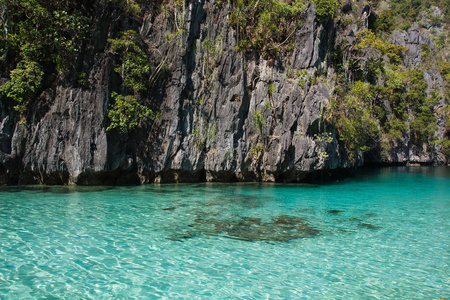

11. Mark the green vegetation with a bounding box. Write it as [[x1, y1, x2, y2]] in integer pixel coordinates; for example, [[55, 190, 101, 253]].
[[249, 143, 266, 159], [373, 10, 395, 33], [77, 72, 88, 87], [159, 0, 186, 38], [230, 0, 307, 57], [223, 0, 449, 162], [193, 126, 206, 149], [356, 30, 408, 64], [107, 93, 152, 132], [108, 30, 151, 93], [111, 0, 142, 16], [331, 68, 440, 159], [268, 82, 275, 95], [371, 0, 450, 32], [436, 103, 450, 160], [209, 121, 217, 144], [253, 110, 266, 135], [438, 138, 450, 158], [107, 30, 154, 133], [0, 59, 44, 113], [0, 0, 89, 113], [201, 35, 223, 77], [0, 0, 447, 163], [441, 62, 450, 101], [330, 2, 449, 160], [331, 81, 380, 158], [315, 0, 339, 23], [314, 132, 334, 158], [193, 120, 217, 150]]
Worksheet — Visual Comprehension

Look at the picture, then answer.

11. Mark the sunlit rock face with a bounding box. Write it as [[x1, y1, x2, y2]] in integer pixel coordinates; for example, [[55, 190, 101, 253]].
[[0, 1, 446, 184]]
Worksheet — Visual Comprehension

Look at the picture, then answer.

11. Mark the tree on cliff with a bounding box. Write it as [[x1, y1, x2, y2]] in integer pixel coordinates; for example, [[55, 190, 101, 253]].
[[0, 0, 89, 114]]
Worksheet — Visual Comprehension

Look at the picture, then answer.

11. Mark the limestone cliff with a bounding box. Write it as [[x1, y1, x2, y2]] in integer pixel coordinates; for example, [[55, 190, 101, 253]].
[[0, 0, 448, 184]]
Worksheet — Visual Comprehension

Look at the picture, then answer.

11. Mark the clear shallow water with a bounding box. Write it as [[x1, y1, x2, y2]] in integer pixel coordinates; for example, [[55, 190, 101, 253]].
[[0, 167, 449, 299]]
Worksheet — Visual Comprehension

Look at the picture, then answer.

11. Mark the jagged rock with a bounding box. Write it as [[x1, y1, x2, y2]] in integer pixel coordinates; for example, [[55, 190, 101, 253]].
[[0, 0, 447, 185], [390, 23, 433, 67]]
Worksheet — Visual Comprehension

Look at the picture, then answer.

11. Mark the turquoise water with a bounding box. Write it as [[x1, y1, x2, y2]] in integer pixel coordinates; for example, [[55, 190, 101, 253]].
[[0, 167, 449, 299]]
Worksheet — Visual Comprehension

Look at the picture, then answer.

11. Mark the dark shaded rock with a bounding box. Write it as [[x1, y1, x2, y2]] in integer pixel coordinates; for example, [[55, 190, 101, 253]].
[[273, 214, 309, 225], [168, 230, 197, 241], [188, 214, 320, 242], [327, 210, 343, 215], [357, 223, 381, 230], [162, 206, 177, 211], [240, 217, 263, 225]]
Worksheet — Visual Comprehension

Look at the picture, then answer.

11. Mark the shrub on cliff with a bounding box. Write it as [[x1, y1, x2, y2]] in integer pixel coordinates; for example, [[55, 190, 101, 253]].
[[230, 0, 307, 58], [0, 59, 43, 114], [315, 0, 339, 23], [108, 30, 151, 94], [331, 81, 380, 159], [107, 93, 153, 133], [0, 0, 89, 113], [107, 30, 154, 133]]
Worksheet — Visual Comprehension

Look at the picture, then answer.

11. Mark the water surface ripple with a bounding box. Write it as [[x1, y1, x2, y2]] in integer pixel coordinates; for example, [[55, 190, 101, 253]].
[[0, 167, 449, 299]]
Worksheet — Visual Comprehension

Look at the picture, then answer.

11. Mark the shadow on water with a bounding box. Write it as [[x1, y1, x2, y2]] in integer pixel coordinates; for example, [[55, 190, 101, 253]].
[[306, 166, 450, 186], [0, 185, 116, 194]]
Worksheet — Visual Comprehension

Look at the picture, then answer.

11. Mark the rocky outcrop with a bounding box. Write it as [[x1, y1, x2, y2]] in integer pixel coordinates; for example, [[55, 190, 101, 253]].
[[131, 0, 357, 183], [382, 24, 448, 165], [0, 0, 446, 185]]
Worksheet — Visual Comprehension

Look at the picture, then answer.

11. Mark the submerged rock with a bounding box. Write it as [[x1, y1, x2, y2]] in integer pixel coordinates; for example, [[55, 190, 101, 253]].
[[327, 210, 344, 215], [348, 217, 363, 222], [168, 230, 197, 241], [186, 214, 320, 242], [357, 223, 381, 230], [162, 206, 177, 211], [273, 214, 308, 225]]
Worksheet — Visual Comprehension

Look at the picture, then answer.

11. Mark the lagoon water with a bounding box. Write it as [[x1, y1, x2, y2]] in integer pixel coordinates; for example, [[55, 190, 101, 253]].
[[0, 167, 449, 299]]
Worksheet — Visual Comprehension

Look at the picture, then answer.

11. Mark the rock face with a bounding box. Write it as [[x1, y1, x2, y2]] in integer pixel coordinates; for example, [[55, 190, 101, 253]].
[[382, 24, 448, 165], [0, 0, 447, 184]]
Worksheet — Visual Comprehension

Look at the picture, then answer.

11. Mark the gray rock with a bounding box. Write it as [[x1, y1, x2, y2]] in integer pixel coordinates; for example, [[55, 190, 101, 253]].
[[0, 0, 447, 184]]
